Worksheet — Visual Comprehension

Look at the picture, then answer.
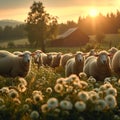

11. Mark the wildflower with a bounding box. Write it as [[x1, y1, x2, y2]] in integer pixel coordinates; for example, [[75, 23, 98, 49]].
[[18, 83, 26, 92], [33, 94, 43, 103], [25, 98, 33, 103], [60, 100, 73, 110], [79, 72, 87, 79], [0, 87, 9, 94], [46, 87, 53, 94], [104, 77, 111, 83], [105, 87, 117, 97], [19, 77, 27, 86], [66, 86, 73, 93], [54, 83, 64, 93], [32, 90, 43, 96], [105, 95, 117, 109], [56, 77, 65, 84], [77, 91, 89, 102], [13, 98, 21, 104], [30, 110, 39, 120], [8, 89, 19, 99], [75, 101, 86, 112], [89, 91, 99, 102], [94, 99, 107, 111], [88, 76, 96, 83], [23, 104, 30, 111], [80, 81, 88, 89], [41, 104, 50, 113], [47, 97, 59, 109]]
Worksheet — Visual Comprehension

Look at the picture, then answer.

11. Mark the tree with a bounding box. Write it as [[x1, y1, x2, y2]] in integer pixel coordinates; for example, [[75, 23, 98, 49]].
[[25, 1, 58, 52]]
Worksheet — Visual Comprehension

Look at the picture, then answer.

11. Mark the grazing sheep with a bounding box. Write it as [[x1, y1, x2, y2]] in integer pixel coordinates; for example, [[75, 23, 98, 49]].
[[33, 50, 43, 69], [60, 53, 74, 68], [0, 50, 32, 78], [111, 50, 120, 76], [65, 51, 85, 77], [51, 52, 62, 68], [83, 50, 112, 81]]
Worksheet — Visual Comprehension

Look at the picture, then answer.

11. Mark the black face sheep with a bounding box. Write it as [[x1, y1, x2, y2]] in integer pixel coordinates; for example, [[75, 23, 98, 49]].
[[111, 50, 120, 77], [83, 50, 112, 81], [0, 50, 32, 78], [51, 52, 62, 68], [65, 51, 85, 77]]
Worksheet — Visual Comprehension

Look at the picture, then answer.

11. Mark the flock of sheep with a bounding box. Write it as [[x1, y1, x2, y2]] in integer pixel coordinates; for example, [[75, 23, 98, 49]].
[[0, 47, 120, 81]]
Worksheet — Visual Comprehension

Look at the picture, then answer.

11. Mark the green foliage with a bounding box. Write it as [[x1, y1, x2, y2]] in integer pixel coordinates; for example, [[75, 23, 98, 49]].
[[25, 1, 58, 52]]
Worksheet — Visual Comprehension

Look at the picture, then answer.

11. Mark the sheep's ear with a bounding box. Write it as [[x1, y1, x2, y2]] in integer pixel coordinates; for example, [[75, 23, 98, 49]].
[[108, 54, 113, 57], [83, 53, 87, 56]]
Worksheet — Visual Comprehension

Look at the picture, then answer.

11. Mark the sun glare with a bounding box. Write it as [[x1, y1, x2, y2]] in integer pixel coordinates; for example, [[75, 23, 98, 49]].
[[89, 8, 98, 17]]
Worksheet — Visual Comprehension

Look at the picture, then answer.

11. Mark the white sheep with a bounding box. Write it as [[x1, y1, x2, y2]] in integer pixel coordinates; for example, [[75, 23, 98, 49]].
[[0, 50, 32, 78], [60, 53, 74, 68], [65, 51, 85, 77], [108, 47, 118, 55], [83, 50, 112, 81], [111, 50, 120, 76]]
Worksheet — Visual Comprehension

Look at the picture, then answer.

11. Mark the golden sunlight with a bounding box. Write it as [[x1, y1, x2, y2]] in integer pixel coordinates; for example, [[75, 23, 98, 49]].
[[89, 8, 98, 17]]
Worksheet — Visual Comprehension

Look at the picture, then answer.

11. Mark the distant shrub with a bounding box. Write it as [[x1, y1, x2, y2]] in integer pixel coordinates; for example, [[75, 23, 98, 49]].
[[7, 41, 15, 48]]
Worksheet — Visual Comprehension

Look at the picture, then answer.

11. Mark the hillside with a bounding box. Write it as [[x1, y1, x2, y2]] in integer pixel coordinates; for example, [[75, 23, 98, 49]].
[[0, 19, 24, 28]]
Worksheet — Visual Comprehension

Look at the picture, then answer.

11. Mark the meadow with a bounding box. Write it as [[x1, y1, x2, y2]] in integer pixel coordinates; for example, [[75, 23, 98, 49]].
[[0, 34, 120, 120]]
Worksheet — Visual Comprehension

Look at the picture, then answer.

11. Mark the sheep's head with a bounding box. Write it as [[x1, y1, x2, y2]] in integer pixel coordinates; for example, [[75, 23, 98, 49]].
[[96, 51, 111, 65], [75, 51, 85, 63]]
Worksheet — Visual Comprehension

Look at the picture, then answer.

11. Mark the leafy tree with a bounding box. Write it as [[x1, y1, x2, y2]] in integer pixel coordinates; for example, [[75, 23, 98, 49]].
[[25, 1, 58, 52]]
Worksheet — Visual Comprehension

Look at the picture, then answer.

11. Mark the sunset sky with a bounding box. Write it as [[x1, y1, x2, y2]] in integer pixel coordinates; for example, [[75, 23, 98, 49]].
[[0, 0, 120, 23]]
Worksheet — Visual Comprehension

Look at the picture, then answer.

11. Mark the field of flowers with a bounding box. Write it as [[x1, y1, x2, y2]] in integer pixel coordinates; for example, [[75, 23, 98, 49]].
[[0, 63, 120, 120]]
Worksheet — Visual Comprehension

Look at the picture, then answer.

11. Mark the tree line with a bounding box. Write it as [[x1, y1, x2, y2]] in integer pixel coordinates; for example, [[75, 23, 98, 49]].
[[0, 1, 120, 51], [0, 24, 27, 41]]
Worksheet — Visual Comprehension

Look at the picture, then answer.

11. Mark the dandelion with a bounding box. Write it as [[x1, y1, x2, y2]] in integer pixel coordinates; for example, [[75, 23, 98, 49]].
[[77, 91, 89, 102], [19, 77, 27, 86], [8, 89, 19, 99], [18, 83, 26, 92], [88, 76, 96, 83], [46, 87, 53, 94], [41, 104, 50, 113], [105, 87, 117, 97], [94, 99, 107, 111], [60, 100, 73, 110], [66, 86, 73, 93], [25, 98, 33, 103], [32, 90, 43, 96], [47, 97, 59, 109], [105, 95, 117, 109], [23, 104, 30, 111], [89, 91, 99, 102], [33, 94, 43, 103], [104, 77, 111, 83], [56, 77, 65, 84], [75, 101, 86, 112], [30, 110, 39, 120], [54, 83, 64, 93], [13, 98, 21, 105], [80, 81, 88, 89], [79, 72, 87, 79], [0, 87, 9, 94]]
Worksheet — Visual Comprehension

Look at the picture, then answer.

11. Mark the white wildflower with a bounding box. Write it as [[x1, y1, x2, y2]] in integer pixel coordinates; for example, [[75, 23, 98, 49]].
[[60, 100, 73, 110], [75, 101, 86, 112]]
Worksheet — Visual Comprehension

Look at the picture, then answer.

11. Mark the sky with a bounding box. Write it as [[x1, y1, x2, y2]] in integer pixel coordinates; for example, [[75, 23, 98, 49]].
[[0, 0, 120, 23]]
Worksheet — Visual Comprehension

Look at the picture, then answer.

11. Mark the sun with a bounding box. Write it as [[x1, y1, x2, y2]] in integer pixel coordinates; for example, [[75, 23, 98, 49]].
[[89, 8, 98, 17]]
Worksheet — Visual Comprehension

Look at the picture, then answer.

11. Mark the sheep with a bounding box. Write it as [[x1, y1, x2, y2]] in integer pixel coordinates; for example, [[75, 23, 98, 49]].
[[83, 50, 112, 81], [13, 51, 23, 56], [108, 47, 118, 55], [0, 50, 33, 78], [50, 52, 62, 68], [32, 50, 43, 69], [65, 51, 85, 77], [60, 53, 74, 68], [111, 50, 120, 77]]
